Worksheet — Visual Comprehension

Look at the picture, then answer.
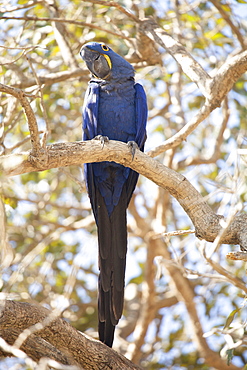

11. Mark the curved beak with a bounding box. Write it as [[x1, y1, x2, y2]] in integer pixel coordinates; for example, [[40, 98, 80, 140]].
[[80, 45, 111, 79]]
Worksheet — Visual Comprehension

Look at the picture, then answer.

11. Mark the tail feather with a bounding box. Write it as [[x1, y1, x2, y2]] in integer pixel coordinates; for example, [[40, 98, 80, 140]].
[[97, 187, 128, 347], [89, 165, 139, 347], [98, 289, 116, 347]]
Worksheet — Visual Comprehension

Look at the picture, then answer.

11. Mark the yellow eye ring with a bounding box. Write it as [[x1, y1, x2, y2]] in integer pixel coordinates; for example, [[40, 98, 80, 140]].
[[101, 44, 109, 51]]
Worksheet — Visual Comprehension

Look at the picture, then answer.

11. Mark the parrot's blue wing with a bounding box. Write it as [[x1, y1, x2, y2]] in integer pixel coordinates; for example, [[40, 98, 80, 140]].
[[83, 82, 100, 141], [134, 83, 148, 150], [82, 82, 100, 220], [123, 83, 148, 206]]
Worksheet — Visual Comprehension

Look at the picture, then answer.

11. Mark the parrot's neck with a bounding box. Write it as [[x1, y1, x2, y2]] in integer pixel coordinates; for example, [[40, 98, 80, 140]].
[[90, 77, 135, 92], [90, 61, 134, 85]]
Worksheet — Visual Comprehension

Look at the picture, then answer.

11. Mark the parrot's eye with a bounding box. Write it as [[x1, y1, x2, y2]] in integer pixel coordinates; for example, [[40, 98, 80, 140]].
[[101, 44, 109, 51]]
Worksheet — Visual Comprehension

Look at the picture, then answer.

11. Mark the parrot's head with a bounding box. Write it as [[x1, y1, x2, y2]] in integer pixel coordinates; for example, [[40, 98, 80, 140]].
[[80, 42, 134, 81]]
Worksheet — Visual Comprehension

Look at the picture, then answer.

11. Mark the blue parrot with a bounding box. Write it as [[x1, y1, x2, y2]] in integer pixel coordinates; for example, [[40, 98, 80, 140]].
[[80, 42, 147, 347]]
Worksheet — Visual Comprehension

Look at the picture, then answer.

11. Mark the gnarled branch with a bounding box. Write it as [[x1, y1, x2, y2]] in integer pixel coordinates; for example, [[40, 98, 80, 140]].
[[0, 139, 246, 250]]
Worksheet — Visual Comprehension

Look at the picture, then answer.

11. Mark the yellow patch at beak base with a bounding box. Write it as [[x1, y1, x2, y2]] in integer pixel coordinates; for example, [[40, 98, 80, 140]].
[[103, 54, 112, 69]]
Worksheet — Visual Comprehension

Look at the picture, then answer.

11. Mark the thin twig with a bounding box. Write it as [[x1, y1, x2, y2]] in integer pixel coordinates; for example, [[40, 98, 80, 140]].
[[82, 0, 140, 22], [151, 229, 195, 240], [0, 0, 43, 13], [46, 0, 79, 70], [147, 101, 212, 157], [0, 45, 42, 50], [206, 256, 247, 293], [0, 83, 41, 155], [200, 241, 247, 293], [226, 251, 247, 262], [210, 0, 246, 49], [126, 238, 157, 363], [13, 68, 88, 89], [0, 16, 131, 40], [6, 131, 44, 153], [159, 239, 241, 370], [59, 168, 84, 192], [177, 97, 230, 168], [0, 45, 44, 66], [26, 54, 51, 140], [6, 230, 60, 289]]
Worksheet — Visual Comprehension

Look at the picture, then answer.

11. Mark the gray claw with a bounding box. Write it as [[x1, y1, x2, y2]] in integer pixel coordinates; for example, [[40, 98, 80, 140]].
[[127, 141, 139, 160], [93, 135, 109, 149]]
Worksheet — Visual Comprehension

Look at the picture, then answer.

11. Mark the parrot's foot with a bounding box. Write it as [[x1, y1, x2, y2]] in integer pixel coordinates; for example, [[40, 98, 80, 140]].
[[127, 141, 139, 160], [93, 135, 109, 149]]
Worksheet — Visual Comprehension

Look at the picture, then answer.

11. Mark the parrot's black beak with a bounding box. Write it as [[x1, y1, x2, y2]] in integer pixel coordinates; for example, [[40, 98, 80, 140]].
[[80, 45, 111, 80], [80, 46, 97, 64]]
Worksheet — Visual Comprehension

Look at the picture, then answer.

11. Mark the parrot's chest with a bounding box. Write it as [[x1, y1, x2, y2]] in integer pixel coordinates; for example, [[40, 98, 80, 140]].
[[98, 84, 136, 142]]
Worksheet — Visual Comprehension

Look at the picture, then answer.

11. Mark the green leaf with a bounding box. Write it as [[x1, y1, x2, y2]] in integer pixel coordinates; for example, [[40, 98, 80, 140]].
[[226, 349, 234, 365], [224, 308, 241, 330]]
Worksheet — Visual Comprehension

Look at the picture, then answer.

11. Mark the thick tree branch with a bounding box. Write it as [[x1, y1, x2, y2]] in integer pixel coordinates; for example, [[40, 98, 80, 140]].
[[0, 300, 141, 369], [0, 140, 247, 250], [140, 19, 247, 103], [209, 50, 247, 105], [139, 18, 212, 99]]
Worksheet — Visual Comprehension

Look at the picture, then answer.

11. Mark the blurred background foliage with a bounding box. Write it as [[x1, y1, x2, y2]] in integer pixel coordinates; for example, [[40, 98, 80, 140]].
[[0, 0, 247, 369]]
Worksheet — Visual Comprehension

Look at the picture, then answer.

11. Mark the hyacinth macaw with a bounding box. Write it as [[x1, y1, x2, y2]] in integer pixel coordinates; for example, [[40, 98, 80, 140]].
[[80, 42, 147, 347]]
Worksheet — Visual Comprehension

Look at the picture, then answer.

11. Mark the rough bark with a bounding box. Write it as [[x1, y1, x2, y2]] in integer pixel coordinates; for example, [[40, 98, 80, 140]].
[[0, 300, 141, 370]]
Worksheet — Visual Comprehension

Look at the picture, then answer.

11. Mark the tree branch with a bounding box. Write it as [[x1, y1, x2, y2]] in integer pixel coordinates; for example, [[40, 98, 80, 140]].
[[46, 0, 79, 70], [139, 18, 212, 99], [0, 140, 247, 250], [158, 242, 241, 370], [147, 100, 212, 157], [0, 1, 43, 13], [12, 68, 88, 89], [0, 16, 130, 40], [176, 98, 229, 168], [126, 238, 157, 363], [138, 20, 247, 158], [210, 50, 247, 105], [140, 19, 247, 104], [82, 0, 140, 23], [209, 0, 247, 49], [0, 84, 41, 155], [0, 300, 141, 369]]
